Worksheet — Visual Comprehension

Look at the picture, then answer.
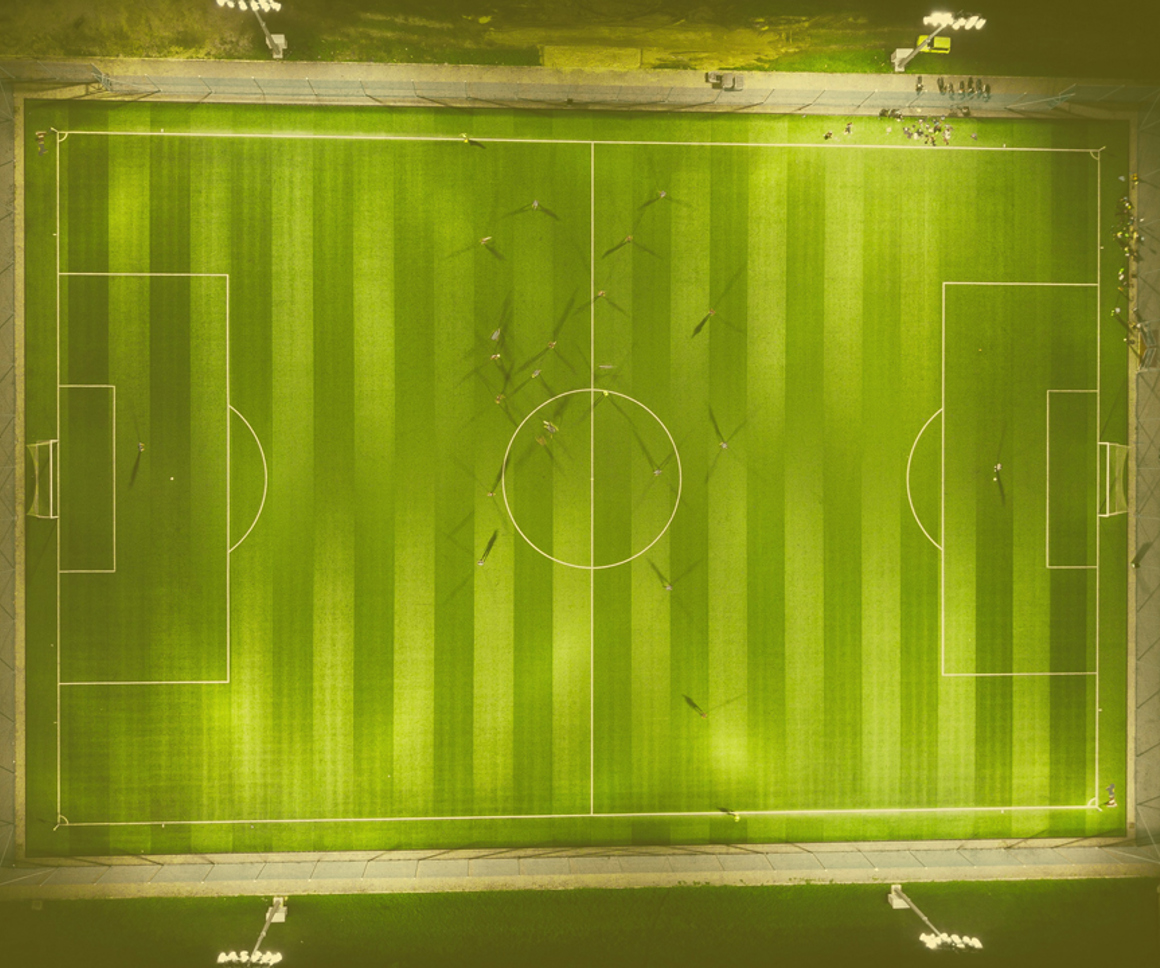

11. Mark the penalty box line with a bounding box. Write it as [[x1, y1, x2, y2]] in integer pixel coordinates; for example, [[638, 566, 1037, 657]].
[[54, 272, 238, 694], [940, 273, 1108, 816], [56, 128, 1105, 155], [939, 281, 1101, 680]]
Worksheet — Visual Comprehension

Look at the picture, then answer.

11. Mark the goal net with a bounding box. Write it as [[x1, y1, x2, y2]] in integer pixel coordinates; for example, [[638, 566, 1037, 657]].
[[27, 439, 59, 519], [1099, 441, 1129, 517]]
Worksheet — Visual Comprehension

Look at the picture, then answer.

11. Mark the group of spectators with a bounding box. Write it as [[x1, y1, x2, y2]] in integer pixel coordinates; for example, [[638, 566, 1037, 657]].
[[902, 116, 957, 146], [1115, 191, 1143, 263], [936, 76, 991, 98]]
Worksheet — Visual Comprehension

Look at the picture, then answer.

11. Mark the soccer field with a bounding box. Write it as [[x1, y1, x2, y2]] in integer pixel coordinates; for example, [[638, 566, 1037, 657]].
[[20, 101, 1130, 857]]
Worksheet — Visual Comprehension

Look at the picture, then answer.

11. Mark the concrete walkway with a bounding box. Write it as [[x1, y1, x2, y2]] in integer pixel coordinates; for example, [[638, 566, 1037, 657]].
[[3, 55, 1116, 117], [0, 841, 1156, 901]]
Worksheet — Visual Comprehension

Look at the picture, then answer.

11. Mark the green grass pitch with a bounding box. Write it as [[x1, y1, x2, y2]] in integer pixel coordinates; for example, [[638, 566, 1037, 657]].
[[20, 101, 1129, 857]]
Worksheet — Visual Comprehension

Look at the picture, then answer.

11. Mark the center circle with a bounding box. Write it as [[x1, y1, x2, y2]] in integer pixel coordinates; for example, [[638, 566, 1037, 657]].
[[501, 389, 682, 570]]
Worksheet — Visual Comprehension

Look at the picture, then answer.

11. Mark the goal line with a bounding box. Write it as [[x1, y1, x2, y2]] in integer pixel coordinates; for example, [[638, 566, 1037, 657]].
[[26, 439, 58, 520]]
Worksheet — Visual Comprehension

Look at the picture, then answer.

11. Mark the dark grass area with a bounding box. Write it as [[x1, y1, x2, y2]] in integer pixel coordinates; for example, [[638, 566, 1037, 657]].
[[1, 880, 1157, 967], [0, 0, 1156, 80]]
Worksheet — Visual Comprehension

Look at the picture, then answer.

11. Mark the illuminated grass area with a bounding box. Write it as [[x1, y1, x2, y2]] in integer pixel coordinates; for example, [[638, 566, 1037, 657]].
[[21, 101, 1129, 857]]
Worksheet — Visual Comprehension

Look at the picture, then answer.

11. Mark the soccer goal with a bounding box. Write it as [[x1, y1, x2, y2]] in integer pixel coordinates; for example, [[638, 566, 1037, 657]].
[[27, 439, 59, 519], [1099, 441, 1129, 517]]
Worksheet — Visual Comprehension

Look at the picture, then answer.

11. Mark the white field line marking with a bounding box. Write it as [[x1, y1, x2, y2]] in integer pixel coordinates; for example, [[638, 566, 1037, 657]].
[[225, 275, 232, 687], [942, 670, 1095, 678], [1045, 389, 1098, 570], [57, 129, 1101, 154], [589, 140, 596, 817], [54, 267, 231, 823], [941, 281, 1101, 680], [45, 134, 1112, 828], [55, 802, 1097, 827], [942, 281, 1098, 287], [499, 391, 681, 569], [60, 272, 229, 278], [940, 280, 946, 679], [227, 405, 268, 554], [1105, 442, 1111, 516], [54, 136, 62, 819], [1094, 148, 1102, 806], [906, 408, 943, 551], [61, 678, 229, 687]]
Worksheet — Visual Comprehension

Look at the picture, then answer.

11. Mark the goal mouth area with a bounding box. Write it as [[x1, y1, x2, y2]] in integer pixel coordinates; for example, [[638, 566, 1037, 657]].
[[26, 438, 59, 520], [1099, 441, 1129, 518]]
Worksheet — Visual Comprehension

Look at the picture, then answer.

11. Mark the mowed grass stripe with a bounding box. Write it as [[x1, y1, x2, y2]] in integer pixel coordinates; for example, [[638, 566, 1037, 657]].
[[189, 116, 248, 831], [822, 151, 864, 806], [105, 129, 155, 838], [508, 143, 582, 815], [432, 140, 480, 816], [392, 143, 438, 816], [500, 144, 544, 815], [352, 140, 396, 818], [857, 150, 904, 809], [213, 110, 272, 820], [468, 144, 519, 816], [311, 133, 357, 817], [593, 143, 636, 811], [896, 151, 942, 812], [783, 152, 826, 808], [706, 145, 748, 811], [627, 145, 676, 812], [665, 147, 712, 811], [745, 140, 787, 810], [269, 137, 315, 820], [546, 141, 593, 816]]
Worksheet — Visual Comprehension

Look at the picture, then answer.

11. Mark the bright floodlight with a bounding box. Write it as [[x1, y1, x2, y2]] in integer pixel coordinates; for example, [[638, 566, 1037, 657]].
[[216, 0, 287, 58]]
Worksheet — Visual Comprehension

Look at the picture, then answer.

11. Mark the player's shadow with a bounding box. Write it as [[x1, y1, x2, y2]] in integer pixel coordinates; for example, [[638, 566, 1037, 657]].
[[646, 558, 703, 623]]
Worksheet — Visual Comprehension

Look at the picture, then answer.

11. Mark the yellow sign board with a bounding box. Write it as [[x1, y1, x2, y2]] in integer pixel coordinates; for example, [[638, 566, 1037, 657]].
[[916, 35, 953, 53]]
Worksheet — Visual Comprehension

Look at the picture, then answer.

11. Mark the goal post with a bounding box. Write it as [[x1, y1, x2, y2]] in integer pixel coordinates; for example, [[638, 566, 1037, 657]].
[[27, 439, 59, 519], [1099, 441, 1129, 517]]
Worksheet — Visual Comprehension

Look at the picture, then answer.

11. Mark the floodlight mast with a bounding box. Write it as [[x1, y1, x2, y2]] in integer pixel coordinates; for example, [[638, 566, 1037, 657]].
[[890, 9, 986, 73], [215, 0, 288, 59], [888, 885, 983, 951]]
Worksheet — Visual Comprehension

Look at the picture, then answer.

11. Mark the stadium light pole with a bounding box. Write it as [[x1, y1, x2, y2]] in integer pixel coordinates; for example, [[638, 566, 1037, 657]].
[[216, 896, 287, 964], [888, 885, 984, 952], [215, 0, 288, 59], [891, 10, 985, 73]]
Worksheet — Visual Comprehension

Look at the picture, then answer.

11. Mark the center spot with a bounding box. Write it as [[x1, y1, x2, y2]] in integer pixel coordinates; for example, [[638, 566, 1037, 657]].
[[501, 389, 682, 570]]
